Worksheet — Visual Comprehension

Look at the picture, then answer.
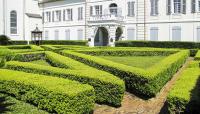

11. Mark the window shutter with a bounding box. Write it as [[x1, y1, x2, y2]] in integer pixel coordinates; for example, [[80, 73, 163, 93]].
[[155, 0, 159, 15], [90, 6, 93, 16], [191, 0, 196, 13], [42, 12, 44, 23], [63, 10, 65, 21], [49, 12, 51, 22], [150, 0, 154, 15], [52, 11, 54, 22], [71, 9, 73, 20], [167, 0, 171, 15], [182, 0, 186, 14], [128, 2, 130, 16], [150, 27, 158, 41]]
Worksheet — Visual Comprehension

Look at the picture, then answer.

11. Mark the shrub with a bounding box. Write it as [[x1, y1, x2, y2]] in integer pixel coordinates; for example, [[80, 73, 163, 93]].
[[61, 50, 189, 98], [0, 57, 6, 68], [0, 69, 95, 114], [0, 35, 10, 45], [30, 45, 44, 51], [115, 41, 199, 49], [41, 40, 87, 46], [194, 50, 200, 60], [6, 61, 125, 106], [76, 48, 178, 56], [13, 52, 45, 62], [167, 61, 200, 113], [10, 41, 28, 45], [41, 45, 62, 52], [6, 45, 31, 49]]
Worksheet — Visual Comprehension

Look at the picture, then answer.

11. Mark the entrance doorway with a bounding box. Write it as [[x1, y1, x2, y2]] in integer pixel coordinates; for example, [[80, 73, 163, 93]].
[[94, 27, 109, 46]]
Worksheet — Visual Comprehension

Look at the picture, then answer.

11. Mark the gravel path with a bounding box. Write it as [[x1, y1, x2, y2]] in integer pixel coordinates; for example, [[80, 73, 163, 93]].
[[94, 58, 193, 114]]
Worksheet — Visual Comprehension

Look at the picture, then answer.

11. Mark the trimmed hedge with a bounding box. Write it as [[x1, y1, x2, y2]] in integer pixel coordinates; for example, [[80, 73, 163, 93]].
[[115, 41, 200, 49], [76, 48, 178, 56], [0, 69, 95, 114], [13, 52, 45, 62], [41, 45, 62, 52], [45, 51, 92, 70], [41, 40, 87, 46], [61, 50, 189, 98], [167, 61, 200, 113], [5, 61, 125, 106], [10, 41, 28, 45], [194, 50, 200, 60]]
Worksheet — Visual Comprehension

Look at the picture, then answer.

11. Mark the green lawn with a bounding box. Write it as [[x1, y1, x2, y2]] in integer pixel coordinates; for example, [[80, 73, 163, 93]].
[[0, 93, 48, 114], [98, 56, 166, 69], [30, 60, 51, 66]]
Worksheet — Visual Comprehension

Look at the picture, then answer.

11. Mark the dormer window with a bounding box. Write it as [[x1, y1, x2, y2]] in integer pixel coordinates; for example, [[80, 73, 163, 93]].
[[109, 3, 118, 15]]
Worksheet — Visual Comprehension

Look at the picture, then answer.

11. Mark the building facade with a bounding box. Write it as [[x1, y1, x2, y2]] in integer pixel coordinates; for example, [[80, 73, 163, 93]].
[[0, 0, 42, 41], [1, 0, 200, 46]]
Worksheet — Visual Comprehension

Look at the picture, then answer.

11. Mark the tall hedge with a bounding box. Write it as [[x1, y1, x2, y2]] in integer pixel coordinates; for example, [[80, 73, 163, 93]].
[[61, 50, 189, 98], [5, 61, 125, 106], [115, 41, 200, 49], [41, 40, 87, 46], [0, 69, 95, 114], [167, 61, 200, 113]]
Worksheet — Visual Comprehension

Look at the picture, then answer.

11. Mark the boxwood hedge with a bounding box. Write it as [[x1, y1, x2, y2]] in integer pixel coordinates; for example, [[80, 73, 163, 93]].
[[13, 52, 45, 62], [0, 69, 95, 114], [194, 50, 200, 60], [167, 61, 200, 113], [61, 50, 189, 98], [5, 60, 125, 106]]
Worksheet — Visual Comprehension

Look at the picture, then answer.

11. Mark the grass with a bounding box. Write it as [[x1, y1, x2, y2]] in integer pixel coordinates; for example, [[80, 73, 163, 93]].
[[98, 56, 166, 69], [0, 93, 48, 114], [30, 60, 51, 66]]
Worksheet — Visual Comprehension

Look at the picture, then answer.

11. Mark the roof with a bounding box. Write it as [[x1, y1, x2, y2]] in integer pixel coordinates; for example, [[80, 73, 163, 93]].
[[26, 13, 42, 19]]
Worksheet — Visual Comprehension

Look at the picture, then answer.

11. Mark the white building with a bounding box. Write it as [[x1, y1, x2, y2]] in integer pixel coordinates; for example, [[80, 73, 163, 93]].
[[0, 0, 42, 41], [41, 0, 200, 46]]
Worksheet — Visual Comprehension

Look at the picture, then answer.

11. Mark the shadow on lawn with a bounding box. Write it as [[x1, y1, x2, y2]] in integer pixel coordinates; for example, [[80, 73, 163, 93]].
[[159, 77, 200, 114], [0, 95, 14, 113]]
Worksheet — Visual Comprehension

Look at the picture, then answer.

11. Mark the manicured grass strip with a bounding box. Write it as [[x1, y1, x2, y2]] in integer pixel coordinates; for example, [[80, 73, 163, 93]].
[[0, 93, 48, 114], [6, 61, 125, 106], [194, 50, 200, 60], [98, 56, 166, 69], [61, 50, 189, 98], [167, 61, 200, 113], [0, 69, 95, 114], [45, 51, 92, 70], [30, 60, 51, 66]]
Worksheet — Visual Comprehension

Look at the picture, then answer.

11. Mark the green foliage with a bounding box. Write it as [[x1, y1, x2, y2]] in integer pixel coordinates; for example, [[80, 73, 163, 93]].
[[194, 50, 200, 60], [77, 48, 178, 56], [0, 69, 95, 114], [98, 56, 166, 69], [10, 41, 28, 45], [41, 40, 87, 46], [61, 50, 189, 98], [167, 61, 200, 113], [0, 57, 6, 68], [30, 45, 44, 51], [13, 52, 45, 62], [6, 60, 125, 106], [115, 40, 200, 49], [0, 93, 49, 114], [0, 35, 10, 45], [41, 45, 62, 52]]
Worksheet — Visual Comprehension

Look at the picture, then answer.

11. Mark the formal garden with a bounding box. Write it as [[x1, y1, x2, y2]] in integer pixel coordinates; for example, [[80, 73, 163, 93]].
[[0, 36, 200, 114]]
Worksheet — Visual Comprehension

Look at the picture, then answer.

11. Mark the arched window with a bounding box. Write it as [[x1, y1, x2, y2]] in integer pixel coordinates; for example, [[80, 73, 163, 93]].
[[109, 3, 118, 15], [10, 10, 17, 34]]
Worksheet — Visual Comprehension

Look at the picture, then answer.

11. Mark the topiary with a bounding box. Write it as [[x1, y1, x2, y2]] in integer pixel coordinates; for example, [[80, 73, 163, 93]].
[[0, 35, 10, 45]]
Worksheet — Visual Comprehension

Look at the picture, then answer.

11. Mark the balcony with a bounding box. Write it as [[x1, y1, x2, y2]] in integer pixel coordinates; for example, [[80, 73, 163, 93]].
[[88, 14, 124, 23]]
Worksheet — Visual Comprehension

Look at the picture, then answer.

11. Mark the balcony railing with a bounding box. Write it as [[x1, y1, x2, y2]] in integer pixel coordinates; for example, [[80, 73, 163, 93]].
[[89, 14, 124, 22]]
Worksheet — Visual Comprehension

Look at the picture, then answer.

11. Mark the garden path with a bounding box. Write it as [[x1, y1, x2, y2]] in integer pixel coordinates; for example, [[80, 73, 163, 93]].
[[94, 58, 193, 114]]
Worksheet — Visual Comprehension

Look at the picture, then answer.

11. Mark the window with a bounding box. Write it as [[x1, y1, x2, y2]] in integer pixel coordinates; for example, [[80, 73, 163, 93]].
[[198, 0, 200, 12], [45, 31, 49, 40], [95, 5, 102, 16], [78, 29, 83, 40], [128, 1, 135, 17], [90, 6, 93, 16], [45, 11, 51, 22], [191, 0, 196, 13], [54, 30, 59, 40], [78, 7, 83, 20], [167, 0, 172, 15], [172, 26, 181, 41], [197, 27, 200, 41], [10, 10, 17, 34], [150, 0, 159, 16], [65, 29, 70, 40], [64, 9, 73, 21], [150, 27, 159, 41], [127, 28, 135, 40], [174, 0, 181, 13], [109, 3, 118, 15], [55, 10, 61, 22]]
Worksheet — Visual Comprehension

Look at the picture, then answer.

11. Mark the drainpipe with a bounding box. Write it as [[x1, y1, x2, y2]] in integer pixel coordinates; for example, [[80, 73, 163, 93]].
[[2, 0, 5, 35], [23, 0, 26, 41]]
